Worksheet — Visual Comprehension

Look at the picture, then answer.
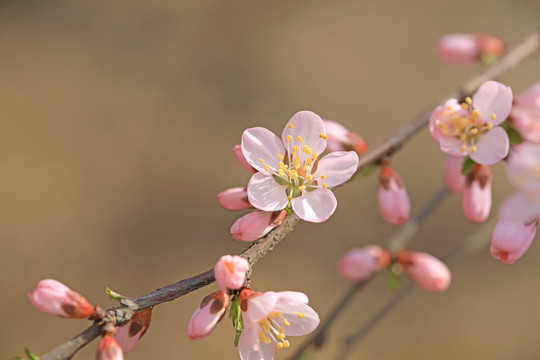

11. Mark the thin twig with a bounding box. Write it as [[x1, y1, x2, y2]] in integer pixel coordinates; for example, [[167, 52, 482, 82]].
[[38, 27, 540, 360]]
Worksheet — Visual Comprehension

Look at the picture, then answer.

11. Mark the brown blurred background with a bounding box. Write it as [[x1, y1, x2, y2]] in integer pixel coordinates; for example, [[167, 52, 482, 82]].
[[1, 0, 540, 359]]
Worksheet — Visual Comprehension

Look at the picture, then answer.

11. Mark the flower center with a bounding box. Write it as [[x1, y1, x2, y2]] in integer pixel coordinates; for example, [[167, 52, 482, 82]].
[[257, 310, 306, 350]]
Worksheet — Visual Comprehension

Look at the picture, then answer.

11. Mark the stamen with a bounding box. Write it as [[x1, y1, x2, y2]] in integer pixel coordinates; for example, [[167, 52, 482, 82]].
[[465, 97, 472, 105], [287, 196, 292, 200], [278, 169, 285, 176], [487, 122, 493, 130], [459, 134, 467, 141], [277, 332, 286, 340], [461, 145, 467, 153], [306, 174, 313, 180], [491, 113, 496, 120], [289, 123, 294, 128], [283, 340, 290, 348], [322, 183, 327, 188], [298, 185, 306, 192], [470, 146, 477, 153], [258, 158, 265, 163], [303, 145, 311, 154], [264, 165, 269, 171], [259, 331, 266, 342], [461, 103, 469, 110], [276, 343, 283, 350], [297, 312, 305, 318], [286, 135, 292, 142], [321, 174, 327, 179], [319, 133, 328, 140], [277, 154, 284, 161], [293, 145, 299, 152], [471, 110, 479, 119], [312, 153, 318, 160], [469, 128, 478, 135], [296, 136, 303, 142], [283, 319, 291, 327]]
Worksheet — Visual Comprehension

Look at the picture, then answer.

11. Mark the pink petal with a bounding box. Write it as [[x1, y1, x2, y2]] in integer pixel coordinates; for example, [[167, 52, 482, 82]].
[[463, 179, 491, 223], [491, 218, 537, 265], [276, 291, 309, 306], [247, 173, 288, 212], [313, 151, 359, 187], [436, 33, 479, 67], [323, 120, 350, 152], [472, 81, 513, 125], [233, 145, 256, 173], [506, 142, 540, 194], [443, 156, 466, 194], [217, 187, 252, 210], [438, 135, 467, 157], [291, 188, 337, 223], [244, 292, 279, 322], [238, 324, 276, 360], [280, 303, 320, 336], [242, 127, 286, 174], [282, 111, 327, 156], [499, 191, 540, 223], [469, 127, 509, 165], [230, 211, 276, 242], [514, 81, 540, 105]]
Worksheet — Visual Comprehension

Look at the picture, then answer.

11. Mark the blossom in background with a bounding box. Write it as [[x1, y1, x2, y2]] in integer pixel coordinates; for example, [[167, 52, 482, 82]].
[[443, 156, 466, 194], [218, 187, 252, 210], [323, 120, 369, 155], [396, 251, 451, 292], [463, 164, 492, 223], [242, 111, 359, 223], [238, 289, 319, 360], [429, 81, 512, 165], [187, 291, 230, 340], [114, 308, 153, 353], [27, 279, 94, 319], [377, 165, 411, 225], [230, 210, 287, 242], [214, 255, 249, 293], [510, 81, 540, 143], [436, 33, 504, 67], [97, 335, 124, 360], [337, 245, 391, 282], [490, 218, 537, 265]]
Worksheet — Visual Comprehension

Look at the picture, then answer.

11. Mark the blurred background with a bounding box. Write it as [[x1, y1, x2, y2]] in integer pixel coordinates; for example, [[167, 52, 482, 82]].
[[1, 0, 540, 359]]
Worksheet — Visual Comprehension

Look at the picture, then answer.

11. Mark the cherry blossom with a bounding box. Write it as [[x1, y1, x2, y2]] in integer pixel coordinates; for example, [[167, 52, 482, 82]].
[[491, 218, 537, 265], [27, 279, 94, 318], [510, 81, 540, 143], [214, 255, 249, 293], [242, 111, 358, 223], [429, 81, 512, 165]]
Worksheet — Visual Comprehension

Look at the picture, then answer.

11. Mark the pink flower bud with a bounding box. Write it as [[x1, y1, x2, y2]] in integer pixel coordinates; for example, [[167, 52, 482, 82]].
[[187, 291, 229, 340], [463, 164, 492, 223], [378, 166, 411, 225], [444, 156, 465, 194], [337, 246, 391, 282], [214, 255, 249, 293], [436, 33, 504, 67], [323, 120, 369, 155], [217, 187, 252, 210], [233, 144, 256, 173], [114, 308, 152, 353], [97, 335, 124, 360], [27, 279, 94, 318], [397, 251, 451, 292], [230, 210, 286, 242], [490, 218, 537, 265]]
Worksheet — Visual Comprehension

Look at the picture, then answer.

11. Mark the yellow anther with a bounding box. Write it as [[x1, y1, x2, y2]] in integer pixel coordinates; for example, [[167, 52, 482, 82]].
[[319, 133, 328, 140], [277, 154, 284, 161], [291, 151, 296, 157], [491, 113, 496, 120], [277, 332, 286, 340], [470, 145, 477, 153], [297, 312, 305, 318], [469, 128, 478, 135], [293, 145, 299, 152], [487, 122, 493, 130], [461, 103, 469, 110], [461, 145, 467, 153], [441, 110, 447, 116], [321, 174, 327, 179], [264, 165, 270, 171], [303, 145, 311, 154], [261, 320, 270, 333], [449, 111, 455, 116], [297, 136, 303, 142], [286, 135, 292, 142], [438, 122, 448, 129], [265, 339, 271, 344], [465, 97, 472, 105], [459, 134, 466, 141], [287, 196, 292, 200], [298, 185, 306, 192], [276, 342, 284, 350], [322, 183, 327, 189], [279, 326, 284, 332], [279, 161, 285, 169], [442, 129, 449, 135], [303, 165, 309, 171], [472, 109, 480, 119], [306, 158, 313, 165], [259, 331, 266, 342], [306, 174, 313, 180], [312, 153, 318, 160], [278, 169, 285, 176], [289, 123, 294, 128], [283, 340, 290, 348], [283, 319, 291, 327], [258, 158, 265, 163]]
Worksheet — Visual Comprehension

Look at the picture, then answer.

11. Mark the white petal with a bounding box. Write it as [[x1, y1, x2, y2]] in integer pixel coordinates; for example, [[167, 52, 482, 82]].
[[470, 127, 509, 165], [242, 127, 286, 174], [238, 321, 276, 360], [276, 291, 309, 306], [313, 151, 358, 187], [280, 303, 320, 336], [244, 292, 279, 323], [291, 189, 337, 223], [282, 111, 327, 157], [472, 81, 513, 125], [247, 173, 289, 212]]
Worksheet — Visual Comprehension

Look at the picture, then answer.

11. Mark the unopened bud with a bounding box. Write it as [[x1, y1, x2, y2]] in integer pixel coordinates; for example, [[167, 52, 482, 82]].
[[97, 335, 124, 360], [377, 165, 411, 225], [463, 164, 492, 223], [443, 156, 466, 194], [114, 308, 153, 353], [436, 33, 504, 67], [337, 246, 391, 282], [217, 187, 252, 210], [323, 120, 368, 155], [214, 255, 249, 293], [187, 291, 230, 340], [397, 251, 451, 292], [27, 279, 94, 318], [230, 210, 282, 242], [491, 218, 537, 265]]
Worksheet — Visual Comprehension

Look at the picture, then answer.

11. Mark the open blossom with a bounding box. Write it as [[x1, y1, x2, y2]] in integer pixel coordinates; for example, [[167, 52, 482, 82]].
[[214, 255, 249, 293], [97, 335, 124, 360], [510, 81, 540, 143], [323, 120, 368, 155], [377, 165, 410, 225], [218, 187, 252, 210], [187, 291, 229, 340], [443, 156, 466, 194], [238, 289, 319, 360], [337, 246, 391, 282], [114, 308, 152, 353], [463, 164, 492, 223], [436, 33, 504, 67], [396, 251, 451, 292], [233, 144, 257, 173], [230, 210, 286, 242], [429, 81, 512, 165], [491, 218, 537, 265], [242, 111, 359, 223], [27, 279, 94, 318]]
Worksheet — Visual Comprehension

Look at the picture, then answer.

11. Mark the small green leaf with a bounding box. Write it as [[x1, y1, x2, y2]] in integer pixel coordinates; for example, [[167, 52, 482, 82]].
[[285, 206, 292, 215], [24, 348, 39, 360], [105, 287, 125, 302], [461, 156, 475, 175], [386, 270, 402, 291], [229, 296, 243, 347], [273, 174, 288, 185], [501, 121, 523, 145], [480, 53, 497, 66]]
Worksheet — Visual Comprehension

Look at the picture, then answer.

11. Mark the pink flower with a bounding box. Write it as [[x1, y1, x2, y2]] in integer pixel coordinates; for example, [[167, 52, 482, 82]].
[[114, 308, 152, 353], [436, 33, 504, 67], [463, 164, 492, 223], [27, 279, 94, 318], [499, 191, 540, 224], [337, 246, 391, 282], [238, 289, 319, 359], [230, 210, 286, 242], [397, 251, 451, 292], [233, 144, 256, 173], [218, 187, 252, 210], [510, 81, 540, 143], [214, 255, 249, 293], [443, 156, 466, 194], [323, 120, 369, 155], [429, 81, 512, 165], [505, 142, 540, 196], [97, 335, 124, 360], [242, 111, 359, 223], [377, 165, 411, 225], [187, 291, 230, 340], [491, 218, 537, 265]]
